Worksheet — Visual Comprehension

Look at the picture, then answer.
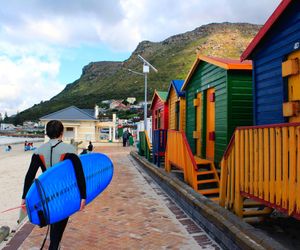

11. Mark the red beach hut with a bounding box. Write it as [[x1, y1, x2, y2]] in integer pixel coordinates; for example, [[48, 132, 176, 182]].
[[150, 90, 169, 130]]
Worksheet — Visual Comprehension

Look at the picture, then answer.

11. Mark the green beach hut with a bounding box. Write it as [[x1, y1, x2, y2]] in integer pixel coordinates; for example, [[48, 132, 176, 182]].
[[181, 54, 253, 165]]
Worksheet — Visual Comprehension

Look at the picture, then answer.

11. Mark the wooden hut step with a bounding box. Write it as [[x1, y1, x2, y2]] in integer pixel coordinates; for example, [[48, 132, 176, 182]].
[[196, 170, 215, 176], [210, 197, 219, 203], [194, 156, 213, 165], [243, 207, 273, 217], [197, 179, 219, 184], [243, 200, 265, 208], [199, 188, 219, 195]]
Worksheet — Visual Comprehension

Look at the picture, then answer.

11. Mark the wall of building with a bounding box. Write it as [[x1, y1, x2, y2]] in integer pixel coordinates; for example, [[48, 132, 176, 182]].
[[168, 87, 178, 130], [186, 61, 227, 160], [251, 1, 300, 125]]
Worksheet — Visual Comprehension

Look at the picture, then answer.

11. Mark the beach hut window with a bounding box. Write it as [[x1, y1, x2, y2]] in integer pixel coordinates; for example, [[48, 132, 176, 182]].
[[157, 109, 161, 129]]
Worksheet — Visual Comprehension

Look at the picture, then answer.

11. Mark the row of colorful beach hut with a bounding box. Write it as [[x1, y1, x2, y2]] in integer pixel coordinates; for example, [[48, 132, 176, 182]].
[[139, 0, 300, 220]]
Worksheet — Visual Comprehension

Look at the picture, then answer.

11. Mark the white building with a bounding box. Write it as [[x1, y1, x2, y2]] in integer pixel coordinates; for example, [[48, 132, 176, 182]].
[[40, 106, 118, 146], [135, 117, 152, 142], [126, 97, 136, 104], [0, 123, 16, 131]]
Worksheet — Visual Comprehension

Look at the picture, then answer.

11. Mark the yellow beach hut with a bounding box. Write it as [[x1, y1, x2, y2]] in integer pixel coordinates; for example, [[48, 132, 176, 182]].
[[166, 80, 186, 131]]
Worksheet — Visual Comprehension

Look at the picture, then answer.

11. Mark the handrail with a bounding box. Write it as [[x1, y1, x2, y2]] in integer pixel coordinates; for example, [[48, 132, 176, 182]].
[[165, 130, 197, 188], [219, 123, 300, 219], [145, 130, 152, 149], [223, 122, 300, 160]]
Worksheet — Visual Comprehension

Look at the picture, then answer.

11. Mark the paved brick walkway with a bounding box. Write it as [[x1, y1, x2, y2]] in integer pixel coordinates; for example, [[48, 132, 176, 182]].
[[5, 146, 220, 250]]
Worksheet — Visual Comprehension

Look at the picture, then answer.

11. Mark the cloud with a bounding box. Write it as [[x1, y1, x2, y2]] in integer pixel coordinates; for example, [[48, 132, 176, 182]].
[[0, 0, 281, 51], [0, 43, 63, 116]]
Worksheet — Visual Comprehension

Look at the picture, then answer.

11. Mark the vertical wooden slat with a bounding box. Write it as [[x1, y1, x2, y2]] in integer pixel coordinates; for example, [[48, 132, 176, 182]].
[[225, 155, 231, 209], [240, 130, 245, 192], [296, 127, 300, 214], [254, 129, 259, 196], [282, 127, 288, 209], [258, 128, 264, 199], [269, 128, 275, 204], [275, 128, 282, 206], [165, 131, 170, 172], [245, 129, 249, 193], [289, 127, 296, 215], [219, 159, 227, 207], [230, 149, 235, 210], [263, 128, 270, 202], [234, 131, 243, 217], [249, 129, 254, 194]]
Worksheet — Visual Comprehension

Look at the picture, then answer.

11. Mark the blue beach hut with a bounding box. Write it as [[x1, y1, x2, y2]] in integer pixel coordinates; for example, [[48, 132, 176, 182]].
[[241, 0, 300, 124]]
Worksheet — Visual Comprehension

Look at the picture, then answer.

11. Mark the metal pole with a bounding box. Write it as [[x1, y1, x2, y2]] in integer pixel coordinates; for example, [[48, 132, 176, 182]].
[[144, 73, 148, 131]]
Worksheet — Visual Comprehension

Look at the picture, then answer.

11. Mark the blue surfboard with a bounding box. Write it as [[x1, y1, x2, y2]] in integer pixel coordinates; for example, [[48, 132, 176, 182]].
[[25, 153, 113, 226]]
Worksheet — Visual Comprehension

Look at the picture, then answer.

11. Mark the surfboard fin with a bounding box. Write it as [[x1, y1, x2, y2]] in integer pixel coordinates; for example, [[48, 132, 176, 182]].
[[37, 210, 47, 228]]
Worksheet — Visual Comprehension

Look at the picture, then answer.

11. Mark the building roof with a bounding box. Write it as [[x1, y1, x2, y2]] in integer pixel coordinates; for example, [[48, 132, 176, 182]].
[[157, 91, 168, 102], [166, 80, 185, 101], [241, 0, 292, 61], [40, 106, 97, 121], [150, 90, 168, 110], [182, 54, 252, 91], [81, 109, 95, 117]]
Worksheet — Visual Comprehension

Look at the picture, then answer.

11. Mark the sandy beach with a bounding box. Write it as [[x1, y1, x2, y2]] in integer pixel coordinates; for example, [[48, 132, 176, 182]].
[[0, 142, 43, 232]]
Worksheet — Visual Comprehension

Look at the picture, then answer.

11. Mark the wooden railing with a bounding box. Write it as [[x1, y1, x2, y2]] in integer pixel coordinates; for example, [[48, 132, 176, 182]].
[[165, 130, 198, 189], [138, 130, 152, 161], [219, 123, 300, 219], [144, 130, 152, 161], [152, 129, 168, 167]]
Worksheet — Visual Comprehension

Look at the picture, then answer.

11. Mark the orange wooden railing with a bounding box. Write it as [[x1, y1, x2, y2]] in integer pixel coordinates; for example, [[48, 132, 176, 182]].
[[144, 130, 152, 161], [165, 130, 198, 189], [219, 123, 300, 219]]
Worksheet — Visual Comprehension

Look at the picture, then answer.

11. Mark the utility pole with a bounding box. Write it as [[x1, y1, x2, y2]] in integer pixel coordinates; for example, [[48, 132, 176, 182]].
[[137, 54, 158, 131]]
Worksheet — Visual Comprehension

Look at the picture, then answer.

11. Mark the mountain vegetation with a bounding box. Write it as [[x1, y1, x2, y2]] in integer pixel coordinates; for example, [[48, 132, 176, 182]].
[[7, 22, 260, 124]]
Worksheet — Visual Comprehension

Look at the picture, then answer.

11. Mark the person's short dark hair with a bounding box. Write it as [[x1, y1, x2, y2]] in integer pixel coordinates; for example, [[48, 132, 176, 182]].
[[46, 120, 64, 139]]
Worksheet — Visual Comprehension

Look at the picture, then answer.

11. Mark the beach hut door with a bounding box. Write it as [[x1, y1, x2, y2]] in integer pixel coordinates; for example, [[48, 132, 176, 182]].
[[206, 88, 215, 161], [194, 92, 202, 156], [282, 50, 300, 122]]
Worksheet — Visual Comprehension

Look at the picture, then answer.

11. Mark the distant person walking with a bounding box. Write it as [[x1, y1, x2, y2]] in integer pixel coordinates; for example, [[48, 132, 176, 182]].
[[122, 130, 129, 147], [88, 141, 93, 153]]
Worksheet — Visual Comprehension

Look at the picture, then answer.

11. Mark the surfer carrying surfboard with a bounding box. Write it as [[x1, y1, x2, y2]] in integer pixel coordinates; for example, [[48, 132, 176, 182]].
[[21, 120, 87, 250]]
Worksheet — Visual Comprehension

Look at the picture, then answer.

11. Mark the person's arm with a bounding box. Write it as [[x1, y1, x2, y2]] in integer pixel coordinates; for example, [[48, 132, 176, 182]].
[[22, 154, 46, 199], [63, 153, 86, 209]]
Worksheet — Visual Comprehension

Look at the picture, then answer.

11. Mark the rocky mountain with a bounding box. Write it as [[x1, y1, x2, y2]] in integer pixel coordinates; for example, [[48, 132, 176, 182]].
[[12, 22, 260, 123]]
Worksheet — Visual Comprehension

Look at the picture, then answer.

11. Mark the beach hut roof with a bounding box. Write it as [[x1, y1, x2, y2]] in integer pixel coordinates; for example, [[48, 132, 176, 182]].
[[150, 90, 168, 110], [40, 106, 98, 121], [241, 0, 292, 61], [182, 54, 252, 91], [166, 80, 185, 101]]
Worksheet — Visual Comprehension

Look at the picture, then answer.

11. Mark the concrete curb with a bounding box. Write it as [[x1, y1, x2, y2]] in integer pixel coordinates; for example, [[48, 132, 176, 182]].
[[131, 151, 287, 250]]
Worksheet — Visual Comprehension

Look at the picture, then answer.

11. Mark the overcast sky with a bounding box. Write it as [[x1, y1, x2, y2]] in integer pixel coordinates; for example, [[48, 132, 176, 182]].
[[0, 0, 281, 116]]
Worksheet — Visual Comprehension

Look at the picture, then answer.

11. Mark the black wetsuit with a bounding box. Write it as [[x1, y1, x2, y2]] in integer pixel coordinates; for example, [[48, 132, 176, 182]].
[[22, 139, 86, 250]]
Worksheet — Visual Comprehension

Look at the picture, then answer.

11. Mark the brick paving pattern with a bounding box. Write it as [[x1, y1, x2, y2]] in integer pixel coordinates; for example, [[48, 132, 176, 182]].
[[10, 145, 220, 249]]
